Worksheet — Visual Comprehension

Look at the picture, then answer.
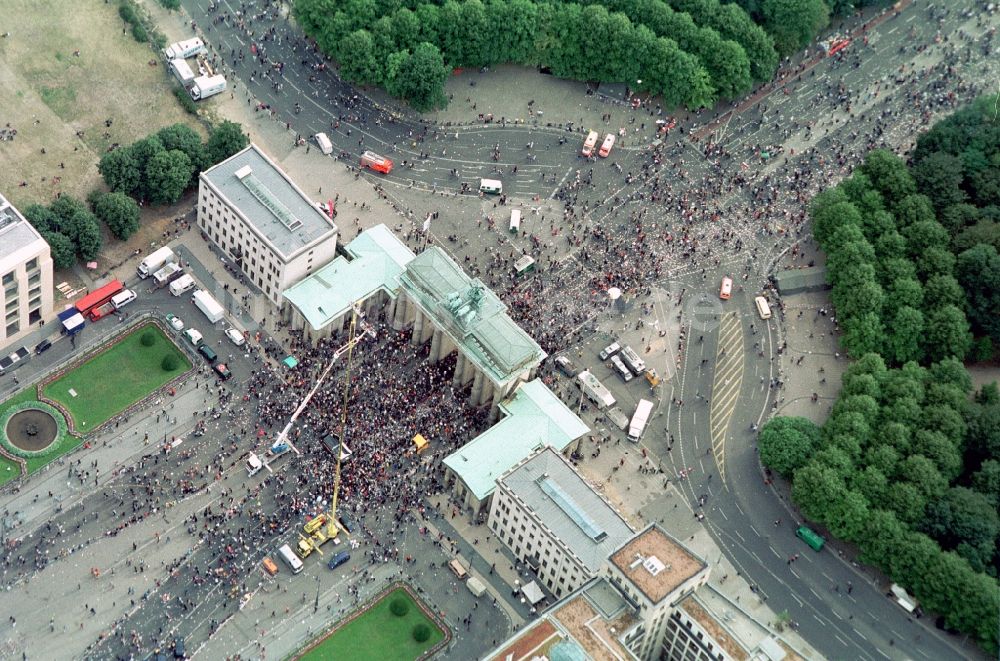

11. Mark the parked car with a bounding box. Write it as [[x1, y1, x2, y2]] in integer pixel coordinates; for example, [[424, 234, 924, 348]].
[[166, 313, 184, 331], [34, 339, 52, 355], [213, 363, 232, 380], [327, 551, 350, 570], [599, 341, 621, 361], [198, 344, 218, 363], [337, 513, 354, 534], [183, 329, 202, 346], [225, 327, 246, 347]]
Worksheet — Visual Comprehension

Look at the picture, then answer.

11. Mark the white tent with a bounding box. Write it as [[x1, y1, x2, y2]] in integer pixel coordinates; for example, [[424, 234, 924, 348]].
[[521, 580, 545, 606]]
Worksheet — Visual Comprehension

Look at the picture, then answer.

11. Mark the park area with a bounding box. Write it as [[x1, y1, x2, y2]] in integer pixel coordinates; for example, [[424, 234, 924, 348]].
[[296, 587, 446, 661], [0, 388, 82, 487], [0, 0, 202, 207], [42, 322, 191, 431]]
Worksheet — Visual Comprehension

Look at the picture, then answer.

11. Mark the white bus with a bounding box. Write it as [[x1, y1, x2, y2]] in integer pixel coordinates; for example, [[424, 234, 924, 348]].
[[754, 296, 772, 319], [628, 399, 654, 442], [598, 133, 615, 157], [479, 178, 502, 195], [277, 543, 304, 574], [509, 209, 521, 233], [581, 131, 599, 157]]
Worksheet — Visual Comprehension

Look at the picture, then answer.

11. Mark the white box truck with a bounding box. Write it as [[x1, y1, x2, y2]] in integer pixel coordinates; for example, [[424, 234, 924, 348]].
[[192, 289, 224, 323], [137, 246, 177, 279], [170, 274, 196, 296], [577, 370, 616, 409], [314, 132, 333, 155], [190, 75, 226, 101], [169, 58, 196, 86], [467, 575, 487, 598], [164, 38, 206, 60], [628, 399, 654, 442]]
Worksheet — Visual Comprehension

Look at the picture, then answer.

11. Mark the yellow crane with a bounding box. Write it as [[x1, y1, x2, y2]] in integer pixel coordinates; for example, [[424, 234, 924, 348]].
[[298, 305, 366, 558]]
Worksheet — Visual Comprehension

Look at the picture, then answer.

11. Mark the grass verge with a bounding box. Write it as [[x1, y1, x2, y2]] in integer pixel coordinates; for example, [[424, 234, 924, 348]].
[[0, 388, 82, 486], [296, 587, 445, 661]]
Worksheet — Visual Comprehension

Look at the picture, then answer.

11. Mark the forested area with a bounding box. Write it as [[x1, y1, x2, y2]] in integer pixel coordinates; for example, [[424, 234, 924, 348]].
[[760, 97, 1000, 655]]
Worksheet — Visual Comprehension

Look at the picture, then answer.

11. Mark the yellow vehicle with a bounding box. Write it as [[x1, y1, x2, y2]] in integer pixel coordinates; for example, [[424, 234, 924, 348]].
[[645, 369, 661, 387], [298, 513, 339, 557], [303, 513, 328, 535]]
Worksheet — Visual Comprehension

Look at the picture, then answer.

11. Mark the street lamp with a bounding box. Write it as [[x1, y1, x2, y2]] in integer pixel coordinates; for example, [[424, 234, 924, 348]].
[[314, 574, 321, 613]]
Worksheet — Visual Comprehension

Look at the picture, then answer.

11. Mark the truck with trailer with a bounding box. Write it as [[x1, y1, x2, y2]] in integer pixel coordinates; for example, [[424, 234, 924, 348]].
[[190, 75, 227, 101], [169, 59, 196, 86], [137, 246, 177, 279], [164, 38, 206, 60], [192, 289, 224, 323], [75, 280, 125, 321], [577, 370, 616, 409], [628, 399, 654, 442], [360, 151, 393, 174], [152, 262, 184, 288]]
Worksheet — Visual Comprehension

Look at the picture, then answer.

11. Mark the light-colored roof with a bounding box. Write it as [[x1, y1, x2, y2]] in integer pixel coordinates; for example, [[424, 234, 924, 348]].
[[443, 379, 589, 501], [283, 224, 414, 330], [200, 144, 336, 259], [499, 447, 634, 574], [399, 247, 546, 385], [608, 525, 707, 605], [0, 194, 46, 262], [774, 266, 829, 294]]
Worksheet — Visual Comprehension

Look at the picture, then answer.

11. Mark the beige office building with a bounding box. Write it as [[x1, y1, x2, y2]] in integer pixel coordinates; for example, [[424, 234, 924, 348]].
[[0, 194, 53, 350], [197, 144, 338, 305]]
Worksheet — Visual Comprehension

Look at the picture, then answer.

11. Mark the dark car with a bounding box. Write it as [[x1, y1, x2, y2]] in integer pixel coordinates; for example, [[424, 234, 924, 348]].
[[198, 344, 218, 363], [213, 363, 232, 380], [337, 513, 354, 534], [172, 637, 185, 658], [34, 339, 52, 355], [327, 551, 350, 570]]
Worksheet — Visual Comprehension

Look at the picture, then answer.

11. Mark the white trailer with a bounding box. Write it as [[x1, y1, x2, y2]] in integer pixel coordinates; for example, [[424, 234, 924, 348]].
[[137, 246, 177, 279], [628, 399, 654, 442], [192, 289, 224, 323], [314, 132, 333, 155], [190, 74, 226, 101], [467, 575, 488, 598], [170, 274, 196, 296], [577, 370, 616, 409], [164, 38, 206, 60], [169, 58, 196, 86], [152, 262, 184, 287]]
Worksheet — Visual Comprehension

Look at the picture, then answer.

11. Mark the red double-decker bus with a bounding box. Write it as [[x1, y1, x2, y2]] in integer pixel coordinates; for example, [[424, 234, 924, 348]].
[[75, 280, 124, 320]]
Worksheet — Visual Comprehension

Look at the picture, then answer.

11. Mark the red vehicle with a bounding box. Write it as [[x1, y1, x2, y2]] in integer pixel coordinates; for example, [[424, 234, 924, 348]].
[[75, 280, 124, 321], [824, 36, 851, 57], [360, 151, 393, 174]]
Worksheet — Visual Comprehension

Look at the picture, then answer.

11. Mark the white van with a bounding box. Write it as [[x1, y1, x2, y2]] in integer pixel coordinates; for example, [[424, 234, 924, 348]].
[[610, 355, 633, 382], [314, 132, 333, 155], [509, 209, 521, 233], [245, 452, 263, 477], [754, 296, 772, 320], [226, 327, 246, 347], [111, 289, 137, 311], [277, 544, 304, 574], [170, 274, 196, 296], [479, 178, 502, 195], [183, 329, 203, 346]]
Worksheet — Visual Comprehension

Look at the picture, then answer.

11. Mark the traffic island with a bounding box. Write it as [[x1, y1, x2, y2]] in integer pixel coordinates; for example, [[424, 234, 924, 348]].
[[291, 583, 449, 661]]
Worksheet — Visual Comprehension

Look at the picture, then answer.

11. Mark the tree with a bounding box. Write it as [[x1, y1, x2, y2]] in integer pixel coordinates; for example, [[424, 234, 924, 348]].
[[90, 191, 141, 240], [923, 274, 965, 309], [389, 597, 410, 616], [760, 0, 828, 57], [860, 149, 916, 208], [912, 152, 966, 212], [338, 30, 382, 84], [956, 244, 1000, 343], [98, 147, 142, 197], [883, 481, 926, 526], [157, 124, 208, 180], [385, 42, 449, 112], [41, 231, 75, 269], [74, 214, 103, 261], [129, 136, 167, 201], [791, 461, 846, 524], [922, 487, 999, 572], [757, 416, 821, 477], [206, 121, 248, 165], [412, 623, 431, 642], [971, 460, 1000, 506], [162, 354, 180, 371], [146, 150, 194, 205], [922, 304, 972, 362], [904, 219, 950, 260], [23, 204, 60, 234], [141, 330, 157, 347], [895, 194, 937, 230]]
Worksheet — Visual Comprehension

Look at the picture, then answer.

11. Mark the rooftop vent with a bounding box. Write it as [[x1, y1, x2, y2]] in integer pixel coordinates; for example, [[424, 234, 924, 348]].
[[643, 555, 667, 576]]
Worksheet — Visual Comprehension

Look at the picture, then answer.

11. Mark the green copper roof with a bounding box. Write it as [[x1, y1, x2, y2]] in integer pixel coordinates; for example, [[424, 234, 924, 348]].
[[283, 224, 414, 330], [443, 380, 590, 501], [400, 247, 546, 385]]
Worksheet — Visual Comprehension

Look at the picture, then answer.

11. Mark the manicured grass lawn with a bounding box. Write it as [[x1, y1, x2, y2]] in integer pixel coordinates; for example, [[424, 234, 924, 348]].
[[0, 388, 82, 486], [42, 323, 191, 431], [298, 588, 445, 661]]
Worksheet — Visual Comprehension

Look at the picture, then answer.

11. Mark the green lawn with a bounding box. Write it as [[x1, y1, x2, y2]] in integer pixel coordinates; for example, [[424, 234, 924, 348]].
[[42, 323, 191, 431], [298, 588, 445, 661]]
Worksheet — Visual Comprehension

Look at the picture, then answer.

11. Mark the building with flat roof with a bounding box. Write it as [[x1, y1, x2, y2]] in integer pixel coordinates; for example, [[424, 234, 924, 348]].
[[281, 224, 414, 342], [488, 447, 634, 600], [393, 246, 546, 416], [442, 379, 589, 518], [485, 526, 811, 661], [606, 524, 710, 659], [0, 193, 53, 350], [197, 144, 338, 305]]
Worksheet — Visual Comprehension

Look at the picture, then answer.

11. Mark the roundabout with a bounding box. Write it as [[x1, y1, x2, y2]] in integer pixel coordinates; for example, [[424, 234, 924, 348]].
[[5, 407, 59, 453]]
